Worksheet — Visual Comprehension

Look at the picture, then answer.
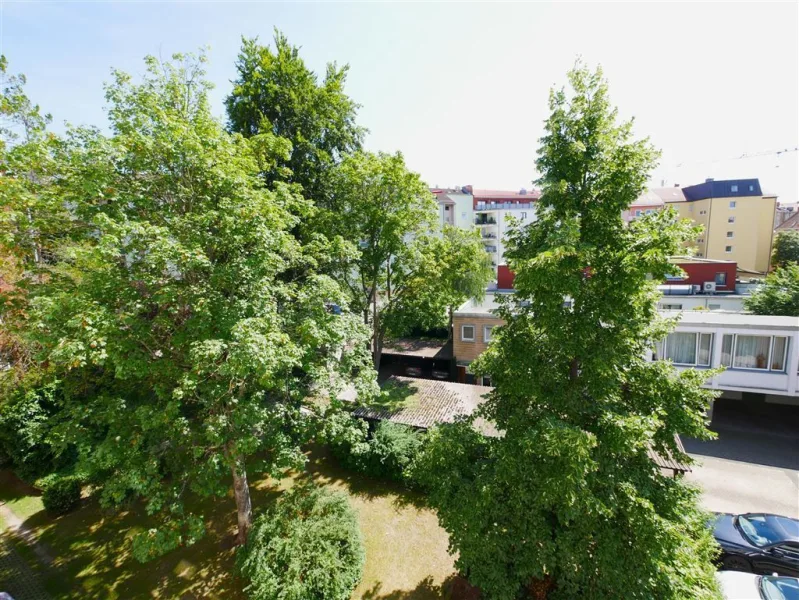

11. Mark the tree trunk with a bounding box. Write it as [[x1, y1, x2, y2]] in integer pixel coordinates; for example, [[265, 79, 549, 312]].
[[373, 328, 385, 371], [231, 457, 253, 546], [448, 305, 454, 341], [372, 278, 382, 371]]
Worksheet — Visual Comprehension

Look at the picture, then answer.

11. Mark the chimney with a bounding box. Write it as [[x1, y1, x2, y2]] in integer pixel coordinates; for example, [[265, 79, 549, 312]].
[[705, 178, 714, 183], [674, 183, 680, 187], [520, 188, 527, 195], [661, 179, 666, 187], [462, 185, 473, 194]]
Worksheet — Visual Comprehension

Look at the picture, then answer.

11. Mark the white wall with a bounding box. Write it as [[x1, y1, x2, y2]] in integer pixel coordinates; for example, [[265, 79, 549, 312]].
[[657, 296, 745, 312]]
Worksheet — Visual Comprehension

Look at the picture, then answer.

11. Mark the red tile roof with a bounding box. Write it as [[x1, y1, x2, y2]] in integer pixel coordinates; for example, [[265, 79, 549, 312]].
[[473, 189, 541, 201], [776, 211, 799, 231]]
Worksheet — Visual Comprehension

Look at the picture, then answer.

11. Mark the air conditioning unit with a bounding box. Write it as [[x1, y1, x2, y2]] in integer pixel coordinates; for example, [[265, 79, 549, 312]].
[[703, 281, 716, 293], [692, 284, 701, 295]]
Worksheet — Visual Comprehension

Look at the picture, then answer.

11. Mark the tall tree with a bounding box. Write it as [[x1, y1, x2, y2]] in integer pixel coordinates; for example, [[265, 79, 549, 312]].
[[326, 151, 492, 369], [772, 230, 799, 268], [744, 264, 799, 316], [1, 53, 374, 556], [413, 64, 720, 599], [226, 31, 364, 204]]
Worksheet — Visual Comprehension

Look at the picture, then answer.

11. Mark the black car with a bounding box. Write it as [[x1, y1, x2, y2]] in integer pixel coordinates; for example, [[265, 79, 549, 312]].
[[713, 513, 799, 576]]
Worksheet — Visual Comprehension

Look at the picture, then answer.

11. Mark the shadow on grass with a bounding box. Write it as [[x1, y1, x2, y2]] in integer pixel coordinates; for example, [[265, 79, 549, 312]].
[[360, 574, 481, 600], [298, 445, 428, 511]]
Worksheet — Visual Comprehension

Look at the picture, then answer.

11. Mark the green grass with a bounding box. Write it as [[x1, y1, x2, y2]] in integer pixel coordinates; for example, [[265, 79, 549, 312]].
[[0, 447, 458, 599]]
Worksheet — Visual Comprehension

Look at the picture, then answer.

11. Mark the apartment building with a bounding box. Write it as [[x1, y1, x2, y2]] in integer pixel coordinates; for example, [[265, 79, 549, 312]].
[[435, 186, 538, 271], [624, 179, 778, 274], [452, 294, 799, 406]]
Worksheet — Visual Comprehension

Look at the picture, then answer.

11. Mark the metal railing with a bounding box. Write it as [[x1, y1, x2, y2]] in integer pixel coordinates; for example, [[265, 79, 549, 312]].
[[475, 202, 534, 211]]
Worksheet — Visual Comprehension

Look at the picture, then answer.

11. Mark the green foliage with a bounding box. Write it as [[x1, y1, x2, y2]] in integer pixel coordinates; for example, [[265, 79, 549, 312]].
[[416, 63, 721, 599], [1, 52, 376, 555], [326, 152, 492, 367], [772, 230, 799, 268], [41, 474, 82, 515], [238, 483, 365, 600], [0, 381, 73, 481], [226, 31, 363, 204], [744, 264, 799, 316], [322, 410, 423, 483]]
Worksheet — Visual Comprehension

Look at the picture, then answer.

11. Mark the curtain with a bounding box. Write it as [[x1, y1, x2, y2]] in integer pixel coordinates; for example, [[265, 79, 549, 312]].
[[666, 332, 697, 364], [771, 337, 787, 371], [733, 335, 771, 370], [698, 333, 713, 366], [721, 335, 733, 367]]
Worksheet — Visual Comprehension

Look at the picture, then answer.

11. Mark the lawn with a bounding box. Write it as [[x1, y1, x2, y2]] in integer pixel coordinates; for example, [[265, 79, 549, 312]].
[[0, 447, 458, 599]]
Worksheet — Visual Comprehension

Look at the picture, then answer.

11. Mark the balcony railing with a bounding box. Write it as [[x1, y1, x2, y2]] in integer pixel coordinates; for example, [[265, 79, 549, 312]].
[[481, 233, 497, 239], [476, 202, 534, 211], [475, 217, 497, 225], [485, 246, 498, 253]]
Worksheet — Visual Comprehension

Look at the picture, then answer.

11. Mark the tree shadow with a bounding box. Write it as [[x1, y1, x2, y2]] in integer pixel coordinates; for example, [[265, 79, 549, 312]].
[[364, 378, 420, 413], [297, 445, 428, 511], [359, 574, 481, 600]]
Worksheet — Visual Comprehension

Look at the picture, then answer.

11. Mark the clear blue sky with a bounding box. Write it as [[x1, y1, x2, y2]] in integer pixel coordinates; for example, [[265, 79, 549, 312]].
[[4, 2, 798, 203]]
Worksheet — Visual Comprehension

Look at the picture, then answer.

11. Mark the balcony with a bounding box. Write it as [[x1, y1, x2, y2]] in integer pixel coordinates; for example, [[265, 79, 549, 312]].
[[475, 202, 534, 211], [475, 216, 497, 225], [485, 246, 498, 254], [481, 232, 497, 240]]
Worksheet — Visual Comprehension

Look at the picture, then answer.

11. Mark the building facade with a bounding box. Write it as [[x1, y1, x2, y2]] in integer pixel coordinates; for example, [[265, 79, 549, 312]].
[[453, 294, 798, 405], [435, 186, 538, 272], [674, 179, 777, 273]]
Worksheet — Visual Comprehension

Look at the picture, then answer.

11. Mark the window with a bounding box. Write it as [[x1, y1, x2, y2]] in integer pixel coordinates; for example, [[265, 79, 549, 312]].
[[731, 185, 738, 192], [725, 245, 733, 253], [659, 303, 683, 310], [635, 210, 642, 217], [708, 304, 721, 310], [520, 212, 527, 219], [658, 332, 713, 366], [728, 216, 735, 223], [699, 209, 707, 215], [445, 205, 450, 211], [721, 334, 788, 371], [730, 200, 737, 208], [715, 272, 727, 286], [483, 325, 494, 343], [646, 209, 653, 215], [726, 231, 734, 238], [749, 185, 755, 192], [696, 253, 703, 257], [461, 325, 475, 342], [697, 238, 704, 243]]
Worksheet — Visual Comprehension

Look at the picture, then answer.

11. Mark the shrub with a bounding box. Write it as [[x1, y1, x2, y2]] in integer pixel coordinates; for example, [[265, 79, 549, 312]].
[[238, 483, 364, 600], [362, 421, 423, 482], [41, 474, 82, 515]]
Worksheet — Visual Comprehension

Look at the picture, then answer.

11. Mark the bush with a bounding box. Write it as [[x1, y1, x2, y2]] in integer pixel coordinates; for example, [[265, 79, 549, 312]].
[[238, 483, 364, 600], [41, 474, 82, 515], [362, 421, 423, 482], [322, 411, 424, 483]]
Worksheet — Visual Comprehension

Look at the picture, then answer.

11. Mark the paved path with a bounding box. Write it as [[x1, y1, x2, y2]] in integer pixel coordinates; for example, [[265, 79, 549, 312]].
[[0, 532, 51, 600], [684, 425, 799, 518]]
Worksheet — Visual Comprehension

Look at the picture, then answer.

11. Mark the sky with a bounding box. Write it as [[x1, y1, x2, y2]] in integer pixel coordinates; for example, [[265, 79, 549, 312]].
[[3, 2, 798, 204]]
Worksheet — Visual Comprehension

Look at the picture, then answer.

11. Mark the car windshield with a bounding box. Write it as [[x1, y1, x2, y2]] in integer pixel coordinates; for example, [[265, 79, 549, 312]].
[[738, 515, 799, 547], [760, 576, 799, 600]]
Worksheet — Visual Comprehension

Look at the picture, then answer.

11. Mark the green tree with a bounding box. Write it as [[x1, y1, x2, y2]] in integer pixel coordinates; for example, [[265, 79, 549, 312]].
[[772, 230, 799, 268], [1, 53, 375, 555], [744, 264, 799, 316], [238, 483, 365, 600], [326, 151, 492, 369], [413, 64, 720, 599], [226, 31, 364, 205]]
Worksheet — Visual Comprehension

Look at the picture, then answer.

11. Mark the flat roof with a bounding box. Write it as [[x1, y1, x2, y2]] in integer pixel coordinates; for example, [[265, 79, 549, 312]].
[[675, 311, 799, 330], [455, 294, 503, 317]]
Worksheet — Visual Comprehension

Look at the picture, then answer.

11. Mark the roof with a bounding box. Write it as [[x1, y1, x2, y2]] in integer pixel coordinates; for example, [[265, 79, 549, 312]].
[[776, 211, 799, 231], [669, 256, 737, 266], [647, 435, 692, 473], [631, 190, 667, 208], [353, 376, 690, 473], [682, 179, 763, 202], [351, 376, 498, 436], [454, 294, 504, 317], [381, 339, 452, 359], [473, 189, 542, 201], [650, 187, 686, 203], [675, 311, 799, 330]]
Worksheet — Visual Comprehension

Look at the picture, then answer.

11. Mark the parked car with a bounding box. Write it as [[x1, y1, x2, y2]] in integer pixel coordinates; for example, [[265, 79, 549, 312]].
[[713, 513, 799, 576], [717, 572, 799, 600]]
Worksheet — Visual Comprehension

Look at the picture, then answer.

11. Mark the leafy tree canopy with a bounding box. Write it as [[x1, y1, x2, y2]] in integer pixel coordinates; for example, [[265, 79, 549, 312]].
[[772, 230, 799, 268], [413, 63, 721, 600], [745, 264, 799, 316], [226, 30, 364, 205], [0, 52, 376, 556], [325, 151, 492, 368], [238, 483, 365, 600]]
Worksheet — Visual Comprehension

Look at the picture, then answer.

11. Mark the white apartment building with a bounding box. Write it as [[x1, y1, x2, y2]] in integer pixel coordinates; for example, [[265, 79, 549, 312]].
[[652, 312, 799, 406], [435, 186, 538, 270]]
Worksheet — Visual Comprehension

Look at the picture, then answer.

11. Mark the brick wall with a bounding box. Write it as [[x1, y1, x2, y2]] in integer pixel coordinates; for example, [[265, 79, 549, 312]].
[[453, 315, 505, 363]]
